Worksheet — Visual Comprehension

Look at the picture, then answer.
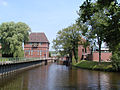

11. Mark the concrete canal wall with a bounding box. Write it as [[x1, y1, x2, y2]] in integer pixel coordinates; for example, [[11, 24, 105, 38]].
[[0, 59, 55, 77]]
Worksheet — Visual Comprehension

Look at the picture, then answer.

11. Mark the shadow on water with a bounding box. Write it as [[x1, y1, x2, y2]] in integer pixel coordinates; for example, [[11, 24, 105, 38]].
[[0, 63, 120, 90]]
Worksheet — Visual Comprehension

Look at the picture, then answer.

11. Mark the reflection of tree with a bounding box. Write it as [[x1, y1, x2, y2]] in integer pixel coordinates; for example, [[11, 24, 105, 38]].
[[22, 72, 29, 90], [0, 72, 29, 90], [68, 66, 78, 89], [97, 72, 120, 89], [107, 73, 120, 89], [98, 72, 101, 90]]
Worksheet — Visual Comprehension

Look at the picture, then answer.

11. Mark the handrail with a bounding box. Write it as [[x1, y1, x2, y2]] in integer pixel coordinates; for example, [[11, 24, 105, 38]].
[[0, 57, 57, 64]]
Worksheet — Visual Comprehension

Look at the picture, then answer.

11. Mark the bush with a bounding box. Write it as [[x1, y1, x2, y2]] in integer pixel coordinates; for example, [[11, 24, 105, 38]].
[[72, 56, 76, 65], [111, 51, 120, 71]]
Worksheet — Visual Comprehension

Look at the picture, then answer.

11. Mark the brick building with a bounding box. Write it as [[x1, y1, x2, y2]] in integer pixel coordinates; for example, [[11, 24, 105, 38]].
[[24, 32, 49, 58], [78, 45, 91, 60], [78, 38, 112, 62]]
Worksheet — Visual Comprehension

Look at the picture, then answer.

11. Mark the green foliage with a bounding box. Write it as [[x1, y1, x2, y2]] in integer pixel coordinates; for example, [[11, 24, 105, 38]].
[[0, 22, 31, 57], [74, 60, 115, 71], [75, 60, 98, 69], [78, 56, 81, 63], [111, 49, 120, 71], [93, 64, 113, 71], [82, 40, 90, 53], [77, 0, 120, 63], [53, 24, 82, 62], [111, 51, 120, 63], [72, 56, 76, 65], [49, 52, 51, 57]]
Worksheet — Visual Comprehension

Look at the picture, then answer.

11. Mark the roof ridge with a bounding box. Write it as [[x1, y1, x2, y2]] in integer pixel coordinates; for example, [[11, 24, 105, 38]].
[[28, 32, 49, 43], [31, 32, 45, 33]]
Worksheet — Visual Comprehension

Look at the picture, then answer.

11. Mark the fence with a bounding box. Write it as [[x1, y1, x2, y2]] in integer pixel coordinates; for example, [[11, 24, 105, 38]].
[[0, 57, 48, 64]]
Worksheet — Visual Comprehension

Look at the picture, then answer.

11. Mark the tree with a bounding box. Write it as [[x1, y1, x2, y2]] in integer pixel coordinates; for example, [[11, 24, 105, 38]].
[[0, 22, 31, 57], [49, 51, 51, 57], [83, 40, 90, 53], [52, 24, 82, 63], [77, 0, 120, 63]]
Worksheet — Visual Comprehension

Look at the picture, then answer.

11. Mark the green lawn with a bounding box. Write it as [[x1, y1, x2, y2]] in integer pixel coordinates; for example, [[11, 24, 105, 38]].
[[73, 60, 115, 72]]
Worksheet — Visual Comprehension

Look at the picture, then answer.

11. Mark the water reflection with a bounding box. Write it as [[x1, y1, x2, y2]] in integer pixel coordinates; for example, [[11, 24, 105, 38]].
[[0, 73, 29, 90], [0, 63, 120, 90]]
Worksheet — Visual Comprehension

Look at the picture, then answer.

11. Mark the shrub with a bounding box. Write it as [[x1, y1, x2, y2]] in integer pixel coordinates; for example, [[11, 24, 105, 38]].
[[72, 56, 76, 65], [111, 51, 120, 71]]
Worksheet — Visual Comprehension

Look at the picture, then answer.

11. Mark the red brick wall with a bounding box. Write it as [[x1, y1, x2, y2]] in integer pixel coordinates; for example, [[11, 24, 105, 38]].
[[92, 52, 112, 62], [78, 45, 90, 60], [78, 45, 112, 62], [24, 42, 49, 58], [78, 45, 83, 59]]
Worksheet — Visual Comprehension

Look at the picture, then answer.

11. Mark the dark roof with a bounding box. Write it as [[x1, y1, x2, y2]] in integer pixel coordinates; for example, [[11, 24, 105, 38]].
[[28, 32, 49, 43]]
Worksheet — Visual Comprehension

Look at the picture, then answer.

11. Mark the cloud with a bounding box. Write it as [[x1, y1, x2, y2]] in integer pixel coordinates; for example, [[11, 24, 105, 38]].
[[0, 0, 8, 6]]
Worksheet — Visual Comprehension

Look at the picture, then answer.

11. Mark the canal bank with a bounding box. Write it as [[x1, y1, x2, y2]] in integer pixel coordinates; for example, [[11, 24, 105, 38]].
[[0, 58, 55, 78], [0, 63, 120, 90], [72, 60, 118, 72]]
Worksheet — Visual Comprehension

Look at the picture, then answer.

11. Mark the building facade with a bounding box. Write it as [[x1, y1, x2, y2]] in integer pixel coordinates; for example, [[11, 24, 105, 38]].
[[24, 32, 49, 58], [78, 38, 112, 62], [78, 45, 91, 60]]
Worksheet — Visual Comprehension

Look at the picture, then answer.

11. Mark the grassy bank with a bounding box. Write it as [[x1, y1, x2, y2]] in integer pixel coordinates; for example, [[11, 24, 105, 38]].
[[73, 60, 116, 72]]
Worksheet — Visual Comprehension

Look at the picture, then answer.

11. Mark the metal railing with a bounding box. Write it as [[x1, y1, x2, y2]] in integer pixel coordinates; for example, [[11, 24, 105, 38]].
[[0, 57, 57, 64], [0, 57, 48, 64]]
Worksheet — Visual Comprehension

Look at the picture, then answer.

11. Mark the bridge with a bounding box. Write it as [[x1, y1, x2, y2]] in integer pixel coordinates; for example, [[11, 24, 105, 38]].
[[0, 57, 57, 76]]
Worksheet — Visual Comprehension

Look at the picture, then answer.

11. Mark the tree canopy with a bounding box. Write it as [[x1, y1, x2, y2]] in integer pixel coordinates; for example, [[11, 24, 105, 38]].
[[0, 22, 31, 57], [53, 24, 83, 62], [77, 0, 120, 52], [77, 0, 120, 63]]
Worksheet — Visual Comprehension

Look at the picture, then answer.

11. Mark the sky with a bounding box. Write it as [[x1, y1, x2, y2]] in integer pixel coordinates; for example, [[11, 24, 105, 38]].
[[0, 0, 84, 50]]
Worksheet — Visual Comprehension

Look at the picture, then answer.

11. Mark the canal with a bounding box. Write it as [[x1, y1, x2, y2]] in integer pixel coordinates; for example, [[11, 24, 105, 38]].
[[0, 63, 120, 90]]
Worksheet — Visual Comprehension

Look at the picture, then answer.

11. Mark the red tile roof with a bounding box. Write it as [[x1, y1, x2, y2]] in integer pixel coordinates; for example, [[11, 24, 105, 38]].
[[28, 32, 49, 43]]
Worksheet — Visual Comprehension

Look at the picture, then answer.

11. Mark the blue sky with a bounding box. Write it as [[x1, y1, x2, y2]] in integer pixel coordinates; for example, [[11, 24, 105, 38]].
[[0, 0, 84, 50]]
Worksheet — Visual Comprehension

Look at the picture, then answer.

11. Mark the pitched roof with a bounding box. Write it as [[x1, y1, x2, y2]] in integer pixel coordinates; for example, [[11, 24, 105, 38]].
[[28, 32, 49, 43]]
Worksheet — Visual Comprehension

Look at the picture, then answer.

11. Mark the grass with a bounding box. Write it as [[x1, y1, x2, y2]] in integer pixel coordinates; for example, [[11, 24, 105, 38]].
[[0, 58, 9, 61], [73, 60, 115, 72]]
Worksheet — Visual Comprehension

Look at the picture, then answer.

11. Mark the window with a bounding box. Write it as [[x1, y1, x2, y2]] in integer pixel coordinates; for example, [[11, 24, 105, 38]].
[[37, 50, 39, 55], [44, 54, 46, 57], [31, 50, 33, 56], [29, 42, 32, 45], [28, 50, 30, 55], [40, 50, 42, 56], [82, 49, 84, 53], [34, 50, 37, 52], [40, 42, 42, 45], [25, 50, 30, 55]]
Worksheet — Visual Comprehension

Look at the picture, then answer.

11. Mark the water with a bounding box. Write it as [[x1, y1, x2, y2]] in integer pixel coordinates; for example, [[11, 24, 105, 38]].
[[0, 63, 120, 90]]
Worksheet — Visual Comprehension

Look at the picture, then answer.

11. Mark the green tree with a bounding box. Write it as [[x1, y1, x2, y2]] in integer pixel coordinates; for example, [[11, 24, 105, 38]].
[[77, 0, 120, 63], [77, 11, 107, 63], [0, 22, 31, 57], [53, 24, 82, 63], [49, 51, 51, 57]]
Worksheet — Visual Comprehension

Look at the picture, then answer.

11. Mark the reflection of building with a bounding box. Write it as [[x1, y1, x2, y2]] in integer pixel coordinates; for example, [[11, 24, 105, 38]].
[[24, 32, 49, 58]]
